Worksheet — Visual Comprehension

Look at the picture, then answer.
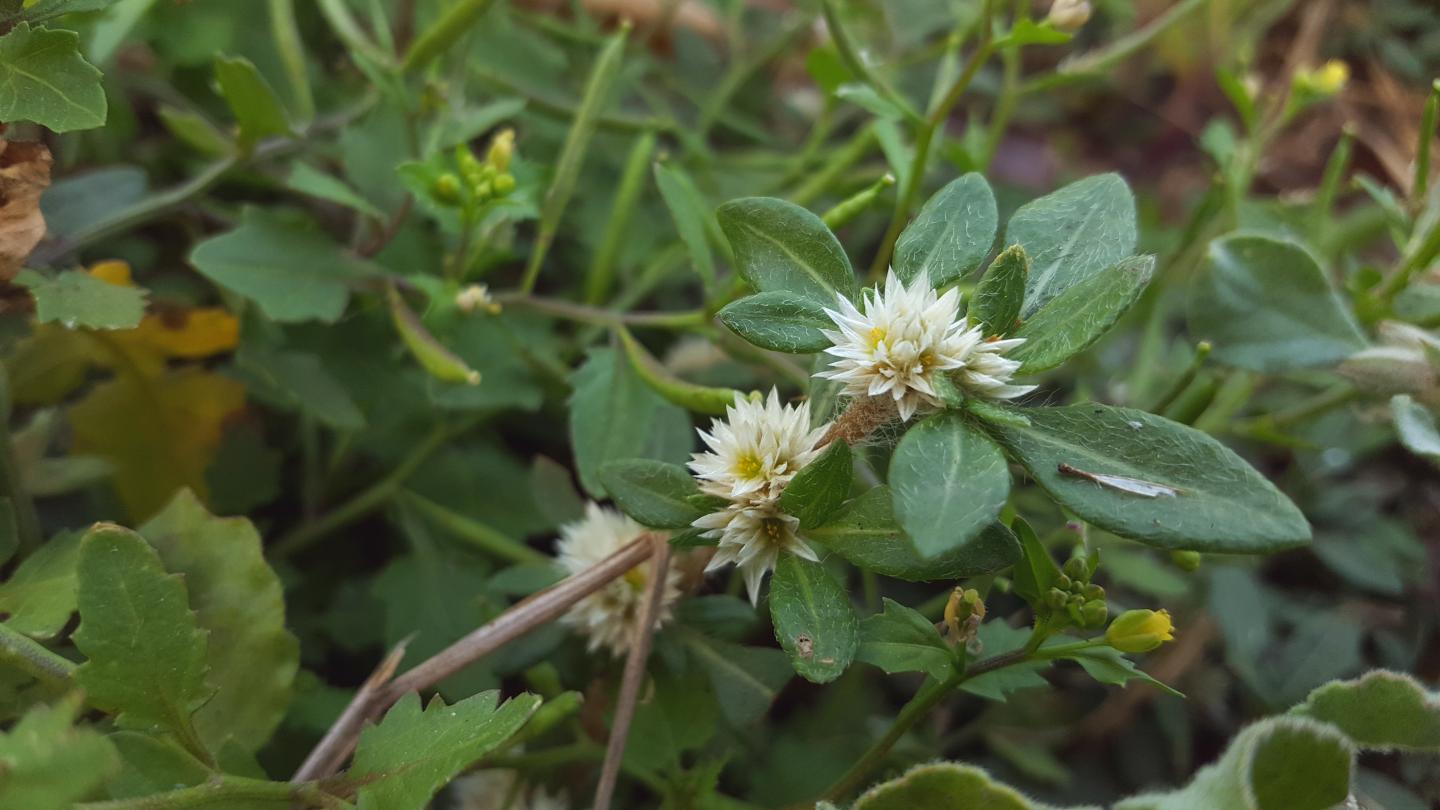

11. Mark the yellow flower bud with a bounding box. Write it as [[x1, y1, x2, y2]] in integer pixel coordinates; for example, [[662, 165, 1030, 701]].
[[1046, 0, 1092, 33], [1297, 60, 1350, 97], [1105, 609, 1175, 653], [487, 128, 515, 172]]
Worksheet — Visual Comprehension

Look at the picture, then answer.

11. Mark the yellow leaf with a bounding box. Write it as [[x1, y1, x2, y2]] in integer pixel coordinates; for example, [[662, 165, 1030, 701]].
[[6, 325, 100, 406], [129, 308, 240, 359], [69, 367, 246, 521]]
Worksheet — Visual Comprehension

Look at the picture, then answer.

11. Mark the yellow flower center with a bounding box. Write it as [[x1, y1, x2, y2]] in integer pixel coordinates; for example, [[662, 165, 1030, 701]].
[[867, 326, 888, 349], [734, 452, 764, 479], [622, 566, 647, 591]]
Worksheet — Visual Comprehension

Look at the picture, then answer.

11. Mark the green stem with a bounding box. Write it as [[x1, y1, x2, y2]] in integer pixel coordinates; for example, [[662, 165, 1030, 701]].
[[1415, 79, 1439, 204], [272, 421, 468, 558], [980, 0, 1028, 169], [268, 0, 314, 122], [1149, 341, 1213, 414], [1233, 384, 1359, 437], [0, 623, 75, 692], [497, 294, 708, 329], [819, 0, 920, 123], [821, 173, 896, 229], [76, 777, 344, 809], [788, 122, 879, 207], [398, 491, 548, 565], [587, 131, 657, 304], [401, 0, 498, 74], [1017, 0, 1207, 95]]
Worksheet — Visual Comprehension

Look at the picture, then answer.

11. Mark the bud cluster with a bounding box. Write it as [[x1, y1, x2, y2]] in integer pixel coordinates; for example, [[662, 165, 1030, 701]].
[[1044, 553, 1107, 630], [432, 128, 518, 208]]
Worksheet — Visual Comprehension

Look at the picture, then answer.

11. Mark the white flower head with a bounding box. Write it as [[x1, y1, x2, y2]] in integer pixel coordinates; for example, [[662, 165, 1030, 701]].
[[451, 769, 567, 810], [817, 269, 1035, 421], [695, 502, 817, 605], [555, 503, 680, 656], [688, 389, 829, 504]]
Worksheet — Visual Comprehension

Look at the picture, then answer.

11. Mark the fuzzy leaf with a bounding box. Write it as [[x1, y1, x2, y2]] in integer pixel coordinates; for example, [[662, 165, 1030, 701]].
[[15, 269, 145, 330], [857, 598, 957, 681], [769, 554, 857, 683], [73, 524, 213, 744], [981, 403, 1311, 552], [717, 290, 834, 354], [0, 23, 106, 132], [894, 173, 998, 288], [890, 412, 1011, 558], [0, 694, 119, 809], [597, 459, 706, 529], [1188, 234, 1366, 371], [1006, 174, 1137, 317], [970, 245, 1028, 337], [808, 487, 1020, 581], [779, 439, 852, 529], [854, 762, 1095, 810], [139, 491, 299, 754], [1010, 255, 1155, 373], [1296, 670, 1440, 752], [349, 691, 541, 810], [717, 197, 856, 303]]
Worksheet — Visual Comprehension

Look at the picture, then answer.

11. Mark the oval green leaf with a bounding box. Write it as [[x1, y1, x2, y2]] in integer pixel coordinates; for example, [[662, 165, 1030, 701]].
[[769, 554, 858, 684], [717, 290, 834, 354], [890, 412, 1011, 558], [1006, 173, 1137, 317], [894, 173, 998, 288], [779, 439, 853, 528], [1010, 254, 1155, 373], [717, 197, 856, 302], [597, 459, 705, 529]]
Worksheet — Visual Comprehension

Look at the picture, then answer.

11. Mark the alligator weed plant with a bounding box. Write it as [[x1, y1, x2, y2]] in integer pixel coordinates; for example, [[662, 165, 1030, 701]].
[[0, 1, 1437, 809]]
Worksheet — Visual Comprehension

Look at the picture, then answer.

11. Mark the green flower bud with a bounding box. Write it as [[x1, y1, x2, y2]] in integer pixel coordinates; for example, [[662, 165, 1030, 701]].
[[1063, 555, 1089, 582], [493, 172, 516, 195], [473, 180, 493, 200], [455, 143, 482, 175], [1046, 588, 1069, 610], [1055, 574, 1073, 591], [1081, 599, 1108, 628], [1105, 609, 1175, 653], [1171, 550, 1202, 572], [487, 128, 515, 171], [1082, 583, 1105, 601], [432, 173, 461, 205]]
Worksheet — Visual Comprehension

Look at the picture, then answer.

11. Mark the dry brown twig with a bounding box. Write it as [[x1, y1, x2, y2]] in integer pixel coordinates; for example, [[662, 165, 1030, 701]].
[[293, 534, 656, 782]]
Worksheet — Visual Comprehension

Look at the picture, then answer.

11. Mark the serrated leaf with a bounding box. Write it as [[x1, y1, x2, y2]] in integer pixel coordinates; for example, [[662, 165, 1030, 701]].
[[769, 554, 857, 683], [971, 245, 1028, 337], [0, 694, 119, 809], [894, 173, 998, 288], [1010, 255, 1154, 373], [15, 269, 145, 330], [890, 412, 1011, 558], [808, 487, 1020, 581], [105, 732, 211, 799], [1006, 174, 1137, 317], [857, 598, 957, 681], [0, 23, 106, 132], [854, 762, 1096, 810], [717, 197, 856, 303], [597, 459, 706, 529], [1295, 670, 1440, 752], [188, 208, 377, 323], [349, 690, 541, 810], [1060, 647, 1182, 696], [779, 439, 852, 529], [74, 524, 213, 747], [717, 290, 834, 354], [214, 55, 291, 150], [962, 621, 1051, 701], [0, 531, 81, 640], [139, 491, 298, 754], [1188, 234, 1366, 371], [981, 403, 1311, 552], [569, 349, 692, 497]]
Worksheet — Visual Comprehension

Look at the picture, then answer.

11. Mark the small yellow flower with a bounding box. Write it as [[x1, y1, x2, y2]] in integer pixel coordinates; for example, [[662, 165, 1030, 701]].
[[1297, 60, 1350, 96], [1105, 609, 1175, 653]]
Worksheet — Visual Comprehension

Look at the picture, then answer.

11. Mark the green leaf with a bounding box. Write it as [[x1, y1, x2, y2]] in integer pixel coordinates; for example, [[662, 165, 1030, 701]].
[[214, 55, 292, 150], [779, 440, 852, 529], [680, 630, 792, 727], [808, 487, 1020, 581], [835, 83, 909, 120], [236, 348, 366, 431], [970, 245, 1029, 337], [105, 732, 211, 799], [188, 208, 378, 323], [14, 270, 146, 331], [994, 18, 1074, 47], [1010, 255, 1155, 373], [655, 161, 717, 290], [1059, 647, 1182, 696], [1188, 234, 1366, 371], [768, 554, 857, 683], [854, 762, 1095, 810], [890, 412, 1011, 558], [1006, 173, 1137, 317], [0, 23, 105, 132], [570, 349, 691, 498], [857, 598, 957, 681], [1295, 670, 1440, 752], [0, 531, 81, 640], [981, 403, 1311, 552], [349, 690, 541, 810], [717, 197, 857, 303], [16, 0, 124, 25], [1008, 518, 1060, 606], [73, 524, 213, 747], [285, 163, 385, 219], [1117, 717, 1354, 810], [1392, 395, 1440, 465], [139, 491, 299, 755], [157, 105, 232, 156], [597, 459, 706, 529], [893, 173, 998, 288], [617, 327, 741, 416], [0, 694, 119, 810], [717, 290, 834, 354], [962, 621, 1051, 701]]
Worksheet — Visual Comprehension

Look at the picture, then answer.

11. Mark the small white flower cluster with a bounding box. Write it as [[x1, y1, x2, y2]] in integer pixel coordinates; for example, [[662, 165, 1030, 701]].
[[817, 269, 1034, 421], [690, 390, 829, 604], [555, 503, 680, 656]]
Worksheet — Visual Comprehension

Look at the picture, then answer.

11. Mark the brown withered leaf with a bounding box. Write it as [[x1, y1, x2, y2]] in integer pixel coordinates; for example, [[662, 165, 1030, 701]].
[[0, 138, 53, 281]]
